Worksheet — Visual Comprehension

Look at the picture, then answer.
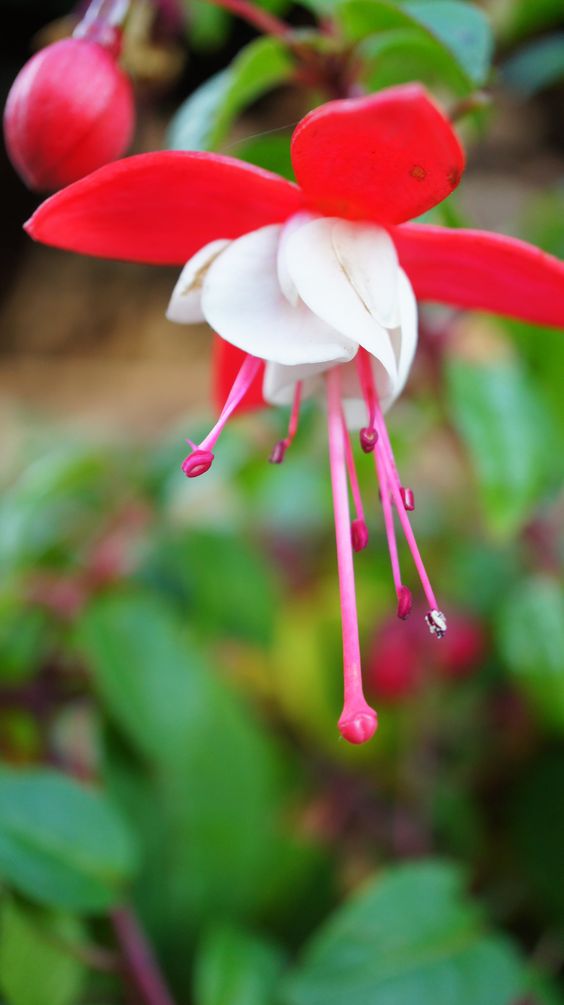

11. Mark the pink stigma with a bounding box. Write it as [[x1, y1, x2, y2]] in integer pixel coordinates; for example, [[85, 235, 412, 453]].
[[338, 708, 378, 744], [351, 518, 369, 552], [182, 354, 261, 477], [400, 486, 415, 511], [181, 449, 214, 478], [396, 585, 413, 620], [360, 426, 378, 453]]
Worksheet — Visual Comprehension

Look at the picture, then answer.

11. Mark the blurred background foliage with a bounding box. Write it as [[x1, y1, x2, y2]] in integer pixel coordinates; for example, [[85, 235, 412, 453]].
[[0, 0, 563, 1003]]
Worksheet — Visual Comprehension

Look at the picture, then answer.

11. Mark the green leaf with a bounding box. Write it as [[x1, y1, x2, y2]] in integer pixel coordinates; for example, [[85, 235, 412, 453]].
[[232, 134, 294, 180], [496, 577, 564, 728], [337, 0, 493, 88], [194, 925, 285, 1005], [188, 1, 231, 50], [503, 34, 564, 96], [76, 592, 323, 942], [0, 897, 86, 1005], [167, 37, 294, 152], [0, 769, 138, 913], [446, 357, 554, 536], [359, 28, 471, 95], [503, 0, 564, 42], [282, 861, 524, 1005]]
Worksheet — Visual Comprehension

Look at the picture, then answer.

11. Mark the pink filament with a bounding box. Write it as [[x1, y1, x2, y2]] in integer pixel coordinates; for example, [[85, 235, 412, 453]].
[[356, 349, 439, 612], [373, 448, 402, 595], [326, 368, 377, 745], [342, 413, 366, 528], [270, 381, 303, 463]]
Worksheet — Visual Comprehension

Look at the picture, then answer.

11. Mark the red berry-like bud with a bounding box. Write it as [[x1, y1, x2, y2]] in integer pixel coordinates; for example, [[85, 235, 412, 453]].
[[4, 38, 134, 192], [367, 624, 422, 702]]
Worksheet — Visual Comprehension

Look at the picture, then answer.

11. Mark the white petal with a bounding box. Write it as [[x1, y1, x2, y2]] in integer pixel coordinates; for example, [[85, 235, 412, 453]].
[[263, 359, 334, 407], [166, 239, 230, 324], [331, 219, 400, 328], [277, 212, 316, 306], [201, 225, 357, 366], [283, 217, 399, 383]]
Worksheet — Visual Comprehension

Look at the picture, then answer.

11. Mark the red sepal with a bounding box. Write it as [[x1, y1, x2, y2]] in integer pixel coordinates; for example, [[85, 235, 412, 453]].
[[25, 151, 304, 264], [394, 223, 564, 327], [291, 84, 464, 225]]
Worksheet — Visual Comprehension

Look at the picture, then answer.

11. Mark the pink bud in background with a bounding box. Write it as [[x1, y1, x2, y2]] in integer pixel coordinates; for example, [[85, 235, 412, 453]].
[[3, 38, 134, 192], [367, 623, 422, 702]]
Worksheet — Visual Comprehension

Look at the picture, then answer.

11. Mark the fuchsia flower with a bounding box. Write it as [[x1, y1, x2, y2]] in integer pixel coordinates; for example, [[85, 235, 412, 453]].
[[25, 84, 564, 744]]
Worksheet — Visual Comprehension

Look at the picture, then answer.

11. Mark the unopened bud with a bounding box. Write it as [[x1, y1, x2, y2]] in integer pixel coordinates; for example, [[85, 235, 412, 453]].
[[4, 38, 134, 192]]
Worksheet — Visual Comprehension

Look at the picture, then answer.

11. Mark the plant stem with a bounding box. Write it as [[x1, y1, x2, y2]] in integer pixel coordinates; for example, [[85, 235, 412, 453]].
[[111, 907, 177, 1005], [203, 0, 292, 39]]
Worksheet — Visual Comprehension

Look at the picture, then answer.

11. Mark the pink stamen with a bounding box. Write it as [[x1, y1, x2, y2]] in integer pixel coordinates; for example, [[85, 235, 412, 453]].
[[373, 448, 402, 596], [359, 426, 378, 453], [342, 414, 368, 552], [326, 367, 377, 745], [270, 381, 302, 464], [182, 354, 261, 477], [356, 349, 444, 624], [396, 585, 413, 620], [400, 486, 415, 511]]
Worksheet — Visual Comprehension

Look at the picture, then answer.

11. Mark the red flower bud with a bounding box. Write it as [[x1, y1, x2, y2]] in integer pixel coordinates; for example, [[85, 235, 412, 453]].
[[4, 38, 134, 192], [367, 624, 422, 702], [435, 614, 485, 679]]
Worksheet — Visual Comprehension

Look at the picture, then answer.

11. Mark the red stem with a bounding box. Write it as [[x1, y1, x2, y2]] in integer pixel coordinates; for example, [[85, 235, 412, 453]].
[[111, 907, 177, 1005], [202, 0, 292, 38]]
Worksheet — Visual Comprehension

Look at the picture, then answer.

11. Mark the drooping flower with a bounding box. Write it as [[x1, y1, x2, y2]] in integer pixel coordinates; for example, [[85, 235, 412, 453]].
[[24, 84, 564, 744]]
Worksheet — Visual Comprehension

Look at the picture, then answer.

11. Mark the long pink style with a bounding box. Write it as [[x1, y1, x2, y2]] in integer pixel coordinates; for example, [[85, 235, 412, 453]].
[[326, 367, 378, 745]]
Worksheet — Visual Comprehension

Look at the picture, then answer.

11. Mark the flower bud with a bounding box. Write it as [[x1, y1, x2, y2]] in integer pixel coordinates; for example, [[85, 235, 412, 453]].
[[3, 38, 134, 192], [367, 623, 422, 702]]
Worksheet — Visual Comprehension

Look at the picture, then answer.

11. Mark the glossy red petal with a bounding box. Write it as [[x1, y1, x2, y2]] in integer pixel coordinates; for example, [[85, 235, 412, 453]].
[[393, 224, 564, 327], [291, 84, 464, 225], [212, 337, 265, 414], [25, 152, 304, 264]]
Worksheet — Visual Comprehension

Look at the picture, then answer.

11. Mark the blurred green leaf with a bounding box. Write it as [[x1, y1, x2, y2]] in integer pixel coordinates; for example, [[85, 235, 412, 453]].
[[503, 0, 564, 42], [0, 896, 86, 1005], [194, 925, 285, 1005], [338, 0, 493, 88], [0, 446, 114, 580], [0, 769, 137, 913], [446, 357, 554, 536], [360, 28, 471, 95], [282, 861, 524, 1005], [233, 134, 294, 180], [188, 0, 231, 50], [496, 577, 564, 728], [144, 529, 278, 645], [503, 34, 564, 95], [167, 37, 294, 152], [0, 598, 50, 682], [77, 592, 323, 954]]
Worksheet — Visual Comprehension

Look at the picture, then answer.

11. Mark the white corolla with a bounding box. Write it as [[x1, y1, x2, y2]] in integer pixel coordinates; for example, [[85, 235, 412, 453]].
[[166, 213, 417, 425]]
